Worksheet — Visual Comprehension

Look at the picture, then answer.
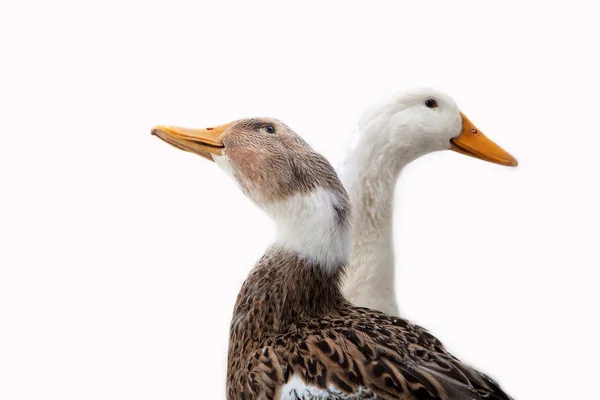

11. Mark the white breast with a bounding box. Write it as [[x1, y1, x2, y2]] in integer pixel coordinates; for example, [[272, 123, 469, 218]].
[[280, 375, 370, 399]]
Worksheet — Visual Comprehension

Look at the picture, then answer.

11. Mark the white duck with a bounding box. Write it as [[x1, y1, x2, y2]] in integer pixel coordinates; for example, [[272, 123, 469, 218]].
[[340, 88, 517, 316]]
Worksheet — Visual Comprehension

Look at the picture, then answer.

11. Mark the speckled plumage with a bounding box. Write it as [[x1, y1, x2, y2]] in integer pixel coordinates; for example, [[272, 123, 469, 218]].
[[227, 247, 511, 400]]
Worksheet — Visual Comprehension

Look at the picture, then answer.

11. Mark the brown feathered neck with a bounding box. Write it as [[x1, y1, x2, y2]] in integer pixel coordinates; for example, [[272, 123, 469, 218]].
[[227, 247, 347, 381], [231, 246, 347, 336]]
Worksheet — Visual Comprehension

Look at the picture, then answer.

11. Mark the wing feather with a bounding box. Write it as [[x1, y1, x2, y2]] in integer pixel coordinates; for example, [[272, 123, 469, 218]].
[[243, 311, 512, 400]]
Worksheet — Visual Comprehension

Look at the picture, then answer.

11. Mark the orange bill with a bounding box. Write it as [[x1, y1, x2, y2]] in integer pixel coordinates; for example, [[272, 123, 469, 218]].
[[450, 113, 518, 167], [151, 123, 233, 161]]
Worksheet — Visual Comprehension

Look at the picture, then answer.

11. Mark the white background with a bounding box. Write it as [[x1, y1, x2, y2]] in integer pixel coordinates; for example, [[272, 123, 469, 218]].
[[1, 1, 599, 399]]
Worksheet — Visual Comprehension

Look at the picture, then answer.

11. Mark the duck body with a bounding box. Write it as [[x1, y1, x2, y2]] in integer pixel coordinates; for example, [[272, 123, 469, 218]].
[[340, 88, 518, 316], [228, 246, 511, 400]]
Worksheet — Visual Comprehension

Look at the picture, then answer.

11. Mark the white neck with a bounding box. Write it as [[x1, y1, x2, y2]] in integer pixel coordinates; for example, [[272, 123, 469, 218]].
[[339, 128, 417, 316], [264, 187, 351, 274]]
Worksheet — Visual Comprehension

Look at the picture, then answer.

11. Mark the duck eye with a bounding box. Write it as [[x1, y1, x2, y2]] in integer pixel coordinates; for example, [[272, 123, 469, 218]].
[[265, 125, 275, 134], [425, 99, 438, 108]]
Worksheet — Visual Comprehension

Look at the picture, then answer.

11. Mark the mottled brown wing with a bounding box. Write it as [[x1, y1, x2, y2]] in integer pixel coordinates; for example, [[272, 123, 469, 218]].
[[243, 313, 512, 400]]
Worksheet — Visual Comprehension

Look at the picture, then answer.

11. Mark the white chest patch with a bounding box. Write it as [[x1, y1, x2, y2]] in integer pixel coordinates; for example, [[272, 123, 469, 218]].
[[264, 188, 351, 273], [280, 375, 369, 399]]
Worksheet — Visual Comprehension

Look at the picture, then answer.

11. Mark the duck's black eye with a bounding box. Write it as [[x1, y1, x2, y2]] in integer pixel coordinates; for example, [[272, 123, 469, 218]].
[[425, 99, 438, 108], [265, 125, 275, 134]]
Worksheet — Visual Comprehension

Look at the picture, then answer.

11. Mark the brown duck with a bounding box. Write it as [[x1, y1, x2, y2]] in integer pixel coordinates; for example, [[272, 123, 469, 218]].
[[152, 118, 512, 400]]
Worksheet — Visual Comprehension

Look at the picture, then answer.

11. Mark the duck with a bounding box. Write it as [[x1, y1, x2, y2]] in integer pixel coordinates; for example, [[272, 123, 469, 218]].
[[339, 87, 518, 316], [152, 118, 513, 399]]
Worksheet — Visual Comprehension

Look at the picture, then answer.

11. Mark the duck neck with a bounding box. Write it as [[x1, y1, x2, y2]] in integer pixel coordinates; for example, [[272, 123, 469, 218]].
[[231, 247, 346, 336], [227, 247, 346, 382], [267, 187, 352, 274], [229, 187, 351, 340], [340, 132, 415, 316]]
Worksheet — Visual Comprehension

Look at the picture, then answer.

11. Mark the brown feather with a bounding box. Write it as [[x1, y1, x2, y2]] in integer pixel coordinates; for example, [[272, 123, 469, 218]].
[[227, 248, 512, 400]]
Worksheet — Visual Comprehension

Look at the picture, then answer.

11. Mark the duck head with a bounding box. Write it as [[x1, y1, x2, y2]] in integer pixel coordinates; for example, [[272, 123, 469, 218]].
[[351, 87, 518, 169], [152, 118, 352, 272]]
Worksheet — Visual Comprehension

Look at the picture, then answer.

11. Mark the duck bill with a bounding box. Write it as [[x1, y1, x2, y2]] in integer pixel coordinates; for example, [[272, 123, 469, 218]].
[[151, 123, 232, 161], [450, 113, 518, 167]]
